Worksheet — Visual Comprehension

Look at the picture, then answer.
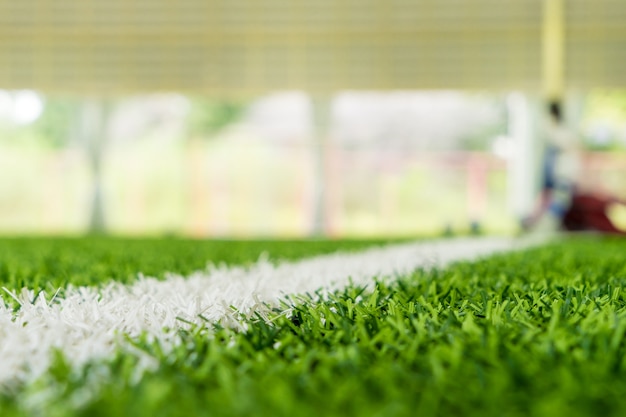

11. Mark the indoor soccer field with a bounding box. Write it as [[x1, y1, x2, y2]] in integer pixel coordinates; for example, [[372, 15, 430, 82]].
[[1, 0, 626, 415], [2, 235, 626, 417]]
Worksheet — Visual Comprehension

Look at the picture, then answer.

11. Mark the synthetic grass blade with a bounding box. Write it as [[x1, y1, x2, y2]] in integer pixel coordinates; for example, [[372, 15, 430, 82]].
[[0, 237, 522, 386]]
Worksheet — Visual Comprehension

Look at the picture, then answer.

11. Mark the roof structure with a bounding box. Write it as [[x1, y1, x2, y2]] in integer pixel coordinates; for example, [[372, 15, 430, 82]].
[[0, 0, 623, 95]]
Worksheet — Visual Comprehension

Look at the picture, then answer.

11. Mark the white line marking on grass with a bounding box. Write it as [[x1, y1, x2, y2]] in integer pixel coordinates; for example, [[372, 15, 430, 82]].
[[0, 236, 543, 386]]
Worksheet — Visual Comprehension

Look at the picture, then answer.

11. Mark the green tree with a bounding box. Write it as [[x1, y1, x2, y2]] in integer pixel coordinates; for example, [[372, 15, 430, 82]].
[[582, 90, 626, 151], [187, 98, 246, 139], [31, 97, 81, 148]]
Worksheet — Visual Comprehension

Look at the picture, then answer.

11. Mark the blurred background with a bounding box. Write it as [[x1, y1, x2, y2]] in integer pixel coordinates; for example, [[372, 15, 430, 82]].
[[0, 0, 625, 237]]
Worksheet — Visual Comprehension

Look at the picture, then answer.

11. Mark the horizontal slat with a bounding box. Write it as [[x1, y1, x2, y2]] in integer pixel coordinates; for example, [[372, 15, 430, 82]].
[[565, 0, 626, 89], [0, 0, 621, 93]]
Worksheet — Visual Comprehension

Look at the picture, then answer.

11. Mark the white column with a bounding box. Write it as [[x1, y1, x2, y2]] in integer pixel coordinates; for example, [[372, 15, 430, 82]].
[[310, 96, 331, 236], [80, 99, 108, 233], [507, 93, 540, 219]]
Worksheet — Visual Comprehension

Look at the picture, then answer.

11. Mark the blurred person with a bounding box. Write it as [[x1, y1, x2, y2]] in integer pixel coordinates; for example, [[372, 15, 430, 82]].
[[524, 101, 626, 235], [524, 101, 582, 232]]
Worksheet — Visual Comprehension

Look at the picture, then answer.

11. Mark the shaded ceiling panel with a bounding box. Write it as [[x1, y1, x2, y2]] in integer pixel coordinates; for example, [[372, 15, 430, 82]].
[[0, 0, 548, 94], [566, 0, 626, 89]]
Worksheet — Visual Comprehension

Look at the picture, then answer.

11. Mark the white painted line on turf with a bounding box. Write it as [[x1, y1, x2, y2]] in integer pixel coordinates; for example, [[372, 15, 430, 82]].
[[0, 236, 545, 386]]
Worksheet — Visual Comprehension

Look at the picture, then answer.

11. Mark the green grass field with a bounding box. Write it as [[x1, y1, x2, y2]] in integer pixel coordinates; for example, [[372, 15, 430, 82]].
[[2, 236, 626, 416], [0, 237, 401, 292]]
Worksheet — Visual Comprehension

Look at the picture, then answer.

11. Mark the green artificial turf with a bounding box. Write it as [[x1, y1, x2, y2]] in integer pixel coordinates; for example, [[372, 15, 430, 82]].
[[3, 236, 626, 417], [0, 236, 400, 291]]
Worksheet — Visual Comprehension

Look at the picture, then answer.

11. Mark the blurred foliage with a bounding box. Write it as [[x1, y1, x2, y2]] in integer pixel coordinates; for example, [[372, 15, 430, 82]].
[[459, 100, 507, 151], [581, 138, 623, 152], [582, 90, 626, 151], [30, 98, 81, 148], [460, 122, 506, 151], [0, 97, 81, 149], [187, 98, 247, 139], [0, 95, 248, 148], [585, 90, 626, 124]]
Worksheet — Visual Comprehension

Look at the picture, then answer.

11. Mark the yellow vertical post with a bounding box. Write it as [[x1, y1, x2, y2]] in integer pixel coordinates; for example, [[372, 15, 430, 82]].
[[543, 0, 565, 100]]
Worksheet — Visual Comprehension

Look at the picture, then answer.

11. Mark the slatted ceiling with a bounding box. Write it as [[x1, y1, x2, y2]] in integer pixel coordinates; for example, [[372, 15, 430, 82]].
[[0, 0, 540, 32], [566, 0, 626, 89], [567, 0, 626, 27], [3, 0, 623, 94]]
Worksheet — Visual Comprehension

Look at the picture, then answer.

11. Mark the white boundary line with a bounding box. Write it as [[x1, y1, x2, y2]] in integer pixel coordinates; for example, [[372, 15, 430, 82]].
[[0, 236, 545, 386]]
